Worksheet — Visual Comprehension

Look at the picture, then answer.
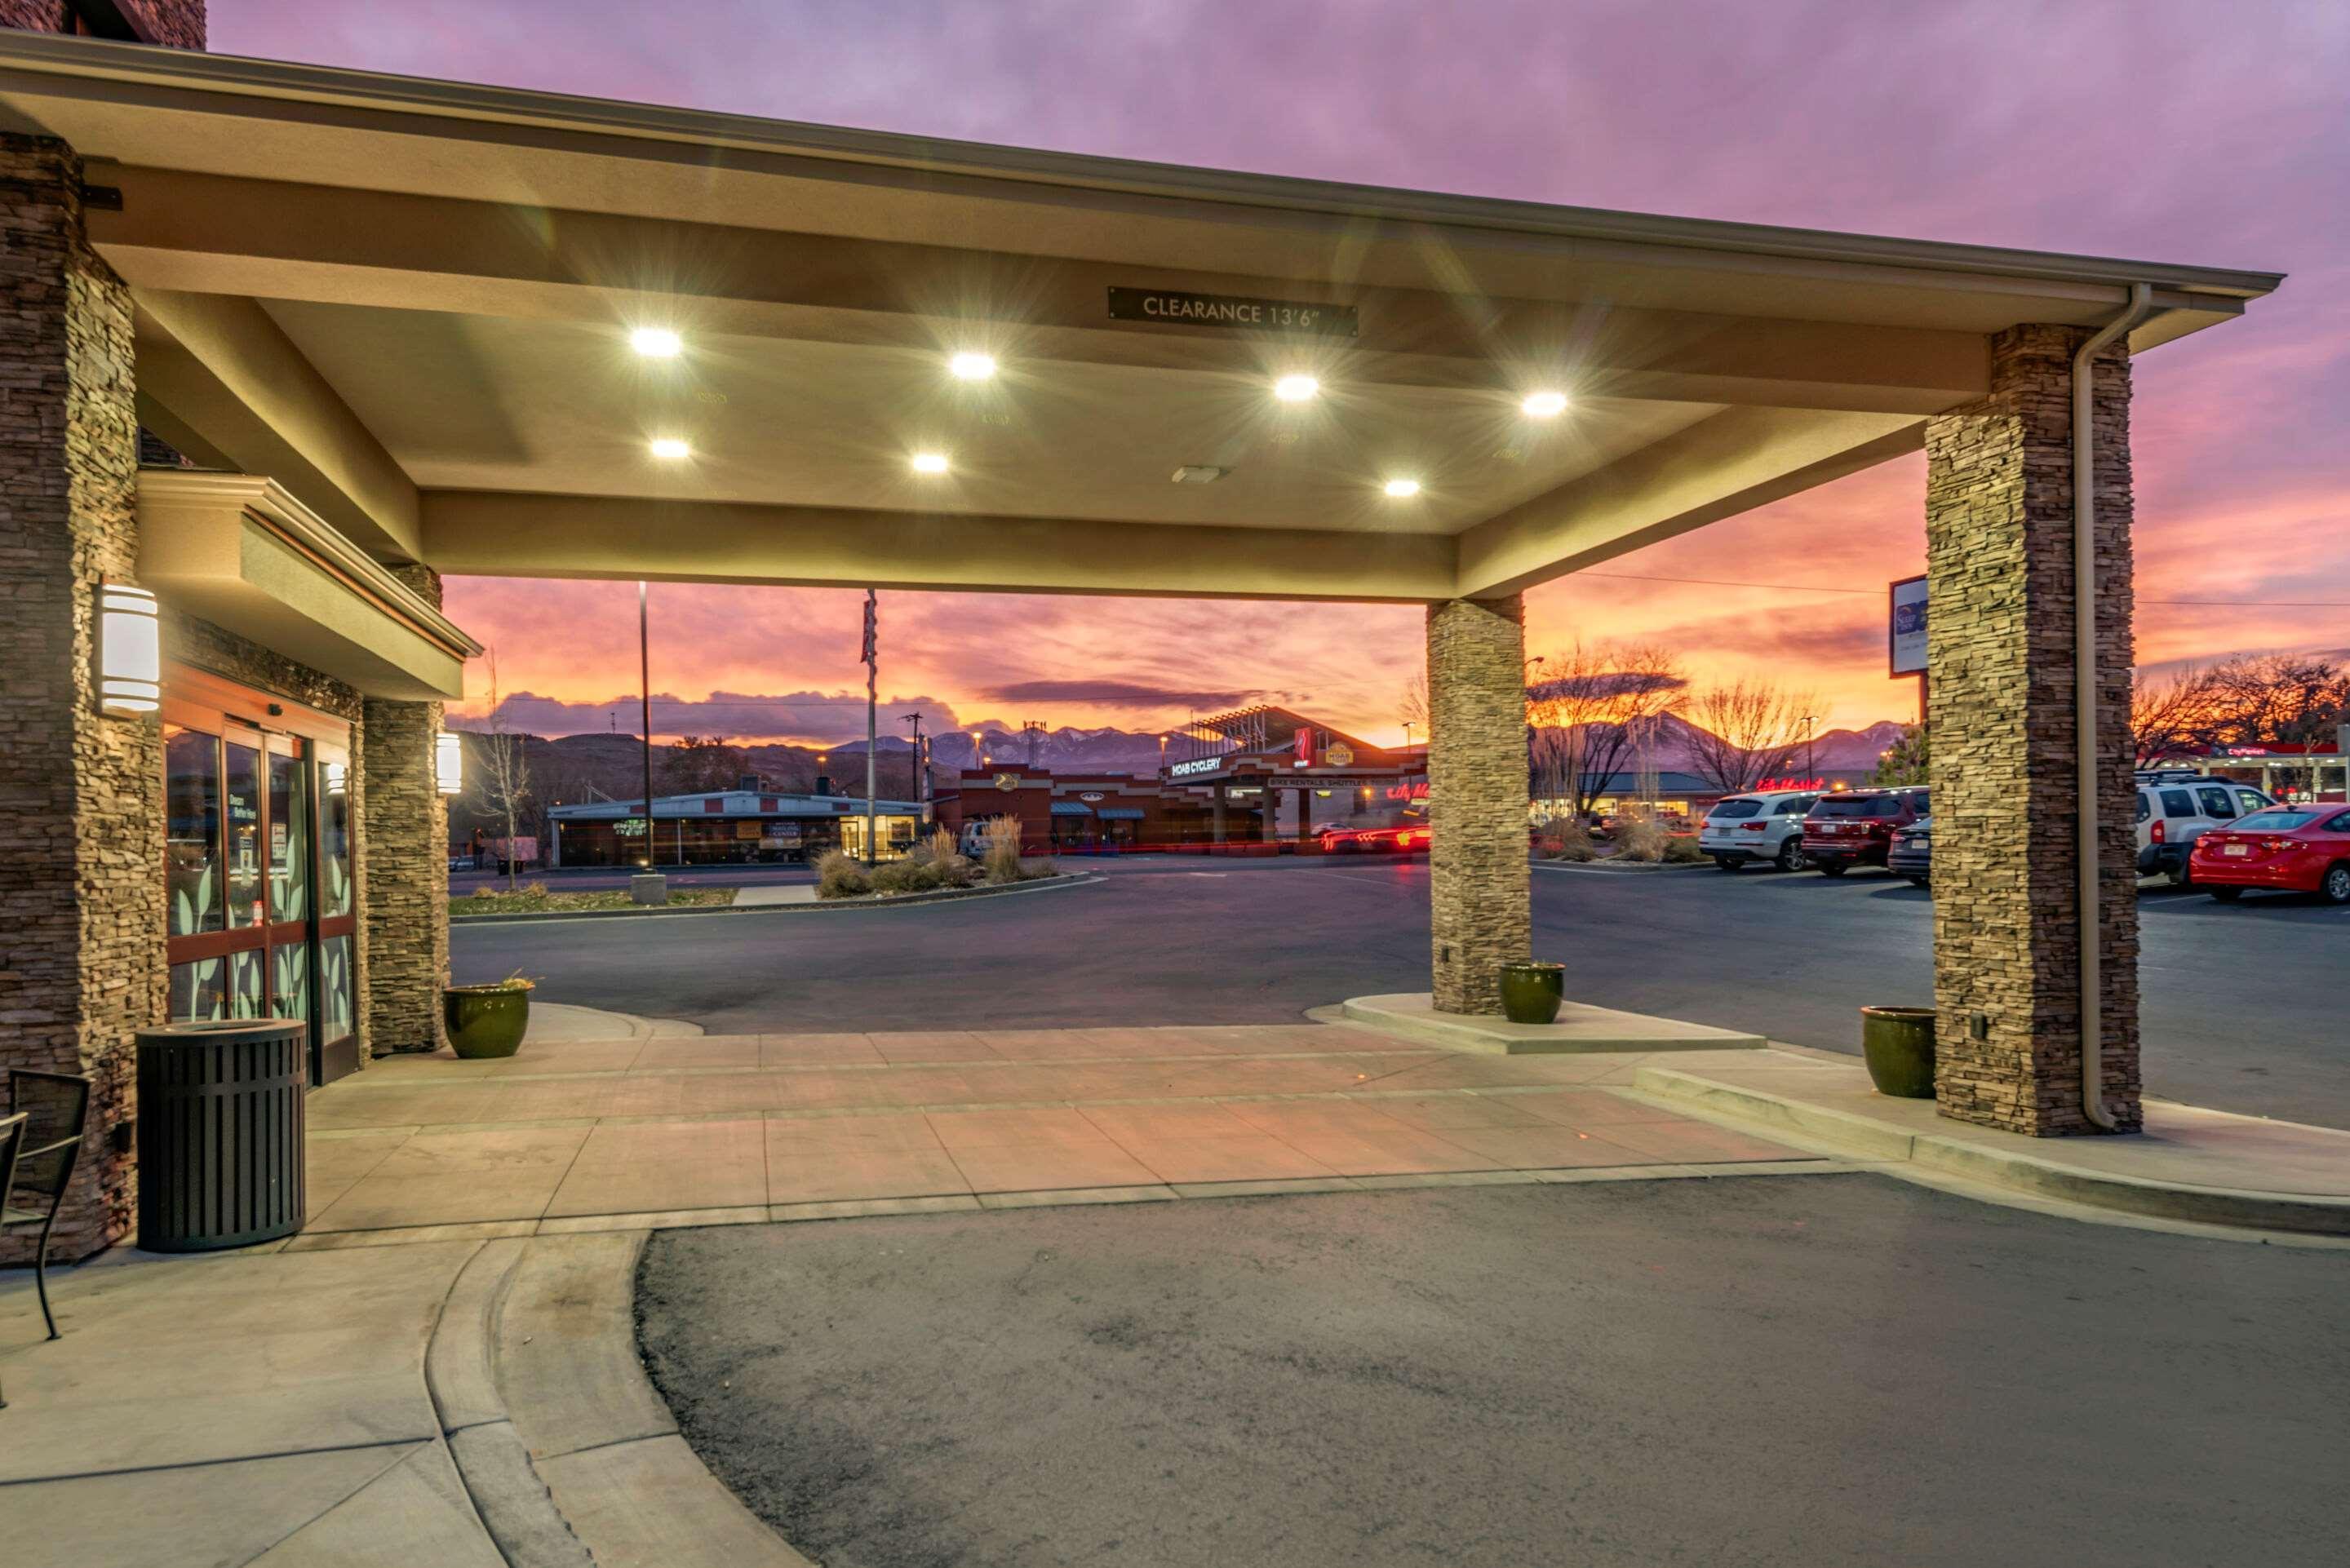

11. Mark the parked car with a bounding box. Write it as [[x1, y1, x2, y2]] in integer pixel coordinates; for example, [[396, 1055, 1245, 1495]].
[[1696, 789, 1820, 871], [2135, 771, 2275, 886], [1888, 817, 1932, 886], [1800, 787, 1928, 876], [2187, 804, 2350, 904]]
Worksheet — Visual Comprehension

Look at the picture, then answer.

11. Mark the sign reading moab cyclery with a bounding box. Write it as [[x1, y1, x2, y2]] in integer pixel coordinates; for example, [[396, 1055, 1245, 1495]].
[[1108, 286, 1357, 338]]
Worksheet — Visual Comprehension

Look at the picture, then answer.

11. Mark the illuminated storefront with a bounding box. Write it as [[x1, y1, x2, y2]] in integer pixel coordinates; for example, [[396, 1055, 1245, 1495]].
[[548, 788, 923, 866]]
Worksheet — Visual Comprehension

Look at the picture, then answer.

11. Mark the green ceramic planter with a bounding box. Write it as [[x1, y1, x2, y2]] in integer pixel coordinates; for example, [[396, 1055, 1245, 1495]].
[[1499, 962, 1567, 1025], [443, 985, 532, 1060], [1860, 1006, 1937, 1098]]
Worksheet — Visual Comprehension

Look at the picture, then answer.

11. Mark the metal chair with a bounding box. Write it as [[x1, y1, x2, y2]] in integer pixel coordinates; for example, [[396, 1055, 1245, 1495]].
[[2, 1070, 91, 1343], [0, 1110, 25, 1409]]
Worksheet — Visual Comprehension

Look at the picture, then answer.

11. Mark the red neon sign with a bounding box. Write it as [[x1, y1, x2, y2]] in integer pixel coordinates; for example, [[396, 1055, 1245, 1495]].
[[1754, 776, 1827, 791], [1385, 782, 1430, 801]]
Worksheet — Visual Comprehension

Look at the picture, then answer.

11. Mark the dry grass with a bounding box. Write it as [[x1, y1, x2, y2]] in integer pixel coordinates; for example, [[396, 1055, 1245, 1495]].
[[1661, 833, 1707, 864], [1613, 813, 1667, 862], [1539, 819, 1596, 862], [814, 850, 871, 899]]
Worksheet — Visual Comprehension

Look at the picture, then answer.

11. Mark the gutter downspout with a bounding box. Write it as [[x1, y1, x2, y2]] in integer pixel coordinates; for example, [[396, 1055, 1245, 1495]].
[[2073, 283, 2153, 1132]]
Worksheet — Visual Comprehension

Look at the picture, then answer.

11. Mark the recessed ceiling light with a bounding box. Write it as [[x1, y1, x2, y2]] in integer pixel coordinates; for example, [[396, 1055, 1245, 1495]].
[[1521, 389, 1569, 418], [949, 352, 997, 381], [1273, 374, 1319, 402], [632, 327, 683, 358], [649, 437, 690, 459], [1383, 477, 1421, 498], [911, 451, 950, 475]]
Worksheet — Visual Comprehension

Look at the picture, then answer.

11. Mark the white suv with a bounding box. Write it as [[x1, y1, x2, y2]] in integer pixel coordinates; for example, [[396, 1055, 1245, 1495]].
[[2135, 772, 2273, 887], [1698, 790, 1821, 872]]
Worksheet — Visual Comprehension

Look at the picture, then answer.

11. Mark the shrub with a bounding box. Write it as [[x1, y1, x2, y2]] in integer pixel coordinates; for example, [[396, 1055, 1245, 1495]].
[[1661, 833, 1706, 864], [1615, 813, 1666, 862], [1540, 818, 1595, 862], [814, 849, 871, 899], [982, 816, 1026, 883]]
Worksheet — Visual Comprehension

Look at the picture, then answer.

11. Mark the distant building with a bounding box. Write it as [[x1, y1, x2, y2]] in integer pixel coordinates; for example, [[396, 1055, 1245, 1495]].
[[547, 787, 922, 866]]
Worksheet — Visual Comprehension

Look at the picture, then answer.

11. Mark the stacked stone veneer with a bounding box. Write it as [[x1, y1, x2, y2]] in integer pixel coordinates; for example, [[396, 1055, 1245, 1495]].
[[1926, 323, 2142, 1136], [0, 136, 159, 1260], [0, 2, 206, 49], [362, 563, 450, 1055], [1426, 595, 1531, 1015]]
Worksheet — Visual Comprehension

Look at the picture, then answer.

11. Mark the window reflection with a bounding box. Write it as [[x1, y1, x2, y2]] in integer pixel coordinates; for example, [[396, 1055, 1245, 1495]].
[[269, 750, 309, 924], [166, 726, 223, 937], [224, 741, 264, 929]]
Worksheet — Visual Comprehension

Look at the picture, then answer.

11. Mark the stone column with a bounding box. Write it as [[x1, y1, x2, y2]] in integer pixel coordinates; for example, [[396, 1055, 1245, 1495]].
[[1260, 786, 1277, 842], [1426, 596, 1531, 1015], [1926, 323, 2141, 1135], [1211, 786, 1226, 844], [361, 564, 450, 1056], [0, 136, 159, 1260]]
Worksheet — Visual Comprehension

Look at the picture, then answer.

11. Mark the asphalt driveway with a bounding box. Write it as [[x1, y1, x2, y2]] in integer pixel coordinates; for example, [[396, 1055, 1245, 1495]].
[[637, 1175, 2350, 1568]]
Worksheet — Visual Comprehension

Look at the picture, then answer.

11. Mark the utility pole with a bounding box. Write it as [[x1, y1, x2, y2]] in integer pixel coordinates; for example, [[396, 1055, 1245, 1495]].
[[862, 589, 879, 865], [1803, 714, 1816, 784], [903, 711, 928, 826]]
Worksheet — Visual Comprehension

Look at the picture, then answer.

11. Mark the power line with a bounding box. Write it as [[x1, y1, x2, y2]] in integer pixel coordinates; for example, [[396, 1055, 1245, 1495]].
[[1575, 568, 2350, 609]]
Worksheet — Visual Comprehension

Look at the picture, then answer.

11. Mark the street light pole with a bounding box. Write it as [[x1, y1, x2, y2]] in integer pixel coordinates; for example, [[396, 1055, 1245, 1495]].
[[638, 580, 654, 869], [1803, 714, 1816, 784]]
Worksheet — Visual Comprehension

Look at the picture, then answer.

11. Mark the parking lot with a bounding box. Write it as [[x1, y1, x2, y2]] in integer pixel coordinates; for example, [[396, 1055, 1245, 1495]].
[[456, 853, 2350, 1130]]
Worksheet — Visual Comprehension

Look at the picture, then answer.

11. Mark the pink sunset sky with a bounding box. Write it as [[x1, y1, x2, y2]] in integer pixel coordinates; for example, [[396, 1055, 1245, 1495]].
[[215, 1, 2349, 746]]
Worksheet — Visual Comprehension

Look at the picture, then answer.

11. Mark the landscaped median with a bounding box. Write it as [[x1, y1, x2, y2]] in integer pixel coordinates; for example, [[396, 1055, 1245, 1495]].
[[454, 883, 738, 915], [449, 871, 1096, 922]]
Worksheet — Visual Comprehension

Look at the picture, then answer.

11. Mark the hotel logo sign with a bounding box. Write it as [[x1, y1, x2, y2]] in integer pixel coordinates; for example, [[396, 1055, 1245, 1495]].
[[1109, 286, 1357, 338]]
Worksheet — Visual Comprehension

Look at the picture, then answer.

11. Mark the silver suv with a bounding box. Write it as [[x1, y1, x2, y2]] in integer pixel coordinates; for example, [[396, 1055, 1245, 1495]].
[[1698, 789, 1820, 872], [2135, 771, 2272, 887]]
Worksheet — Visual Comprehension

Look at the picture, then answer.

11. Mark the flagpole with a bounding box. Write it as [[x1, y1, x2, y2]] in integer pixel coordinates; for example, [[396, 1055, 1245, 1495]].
[[863, 588, 879, 866]]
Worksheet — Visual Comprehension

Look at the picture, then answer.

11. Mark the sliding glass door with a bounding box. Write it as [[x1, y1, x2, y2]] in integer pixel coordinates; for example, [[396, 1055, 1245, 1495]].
[[162, 699, 360, 1085]]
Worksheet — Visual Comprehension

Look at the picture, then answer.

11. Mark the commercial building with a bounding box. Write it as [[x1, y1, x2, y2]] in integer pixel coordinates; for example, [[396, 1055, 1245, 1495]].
[[548, 786, 923, 866], [0, 3, 2285, 1258]]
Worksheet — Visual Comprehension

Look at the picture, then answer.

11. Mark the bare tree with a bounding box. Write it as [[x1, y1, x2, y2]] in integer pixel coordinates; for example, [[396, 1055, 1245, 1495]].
[[1683, 677, 1818, 795], [1399, 670, 1429, 743], [2131, 664, 2222, 766], [1524, 642, 1688, 818], [2132, 654, 2349, 766], [473, 649, 533, 892]]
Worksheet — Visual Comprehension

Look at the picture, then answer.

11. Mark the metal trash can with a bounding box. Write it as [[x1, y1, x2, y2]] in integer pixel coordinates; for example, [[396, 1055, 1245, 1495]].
[[136, 1019, 308, 1251]]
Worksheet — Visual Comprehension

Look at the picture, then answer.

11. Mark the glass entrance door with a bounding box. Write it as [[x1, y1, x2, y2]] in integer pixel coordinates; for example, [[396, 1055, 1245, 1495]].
[[162, 706, 360, 1085]]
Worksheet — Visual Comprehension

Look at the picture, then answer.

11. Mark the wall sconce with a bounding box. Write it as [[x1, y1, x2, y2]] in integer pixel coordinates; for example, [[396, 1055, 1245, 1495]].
[[436, 730, 463, 795], [97, 582, 161, 715]]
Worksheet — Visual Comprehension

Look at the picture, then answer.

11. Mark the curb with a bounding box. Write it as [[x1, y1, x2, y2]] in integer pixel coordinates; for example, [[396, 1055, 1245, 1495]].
[[1532, 858, 1712, 873], [452, 871, 1099, 924], [428, 1231, 815, 1567], [1633, 1066, 2350, 1237], [1339, 992, 1766, 1055]]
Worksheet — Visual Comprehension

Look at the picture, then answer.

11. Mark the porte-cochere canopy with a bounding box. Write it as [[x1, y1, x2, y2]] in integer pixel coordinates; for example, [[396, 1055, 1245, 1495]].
[[0, 29, 2277, 605]]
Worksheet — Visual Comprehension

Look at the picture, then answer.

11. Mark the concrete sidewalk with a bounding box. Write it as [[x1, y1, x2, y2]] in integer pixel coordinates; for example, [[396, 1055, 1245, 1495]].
[[2, 1011, 1836, 1568], [1634, 1050, 2350, 1236]]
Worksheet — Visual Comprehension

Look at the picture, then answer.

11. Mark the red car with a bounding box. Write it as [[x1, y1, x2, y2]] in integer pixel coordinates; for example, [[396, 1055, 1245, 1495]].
[[2188, 804, 2350, 904], [1799, 787, 1928, 876], [1319, 824, 1430, 854]]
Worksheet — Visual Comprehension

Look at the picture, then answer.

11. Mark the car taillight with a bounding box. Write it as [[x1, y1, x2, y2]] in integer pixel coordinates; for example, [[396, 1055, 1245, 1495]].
[[1739, 822, 1767, 832], [2264, 838, 2304, 852], [2151, 819, 2166, 844]]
